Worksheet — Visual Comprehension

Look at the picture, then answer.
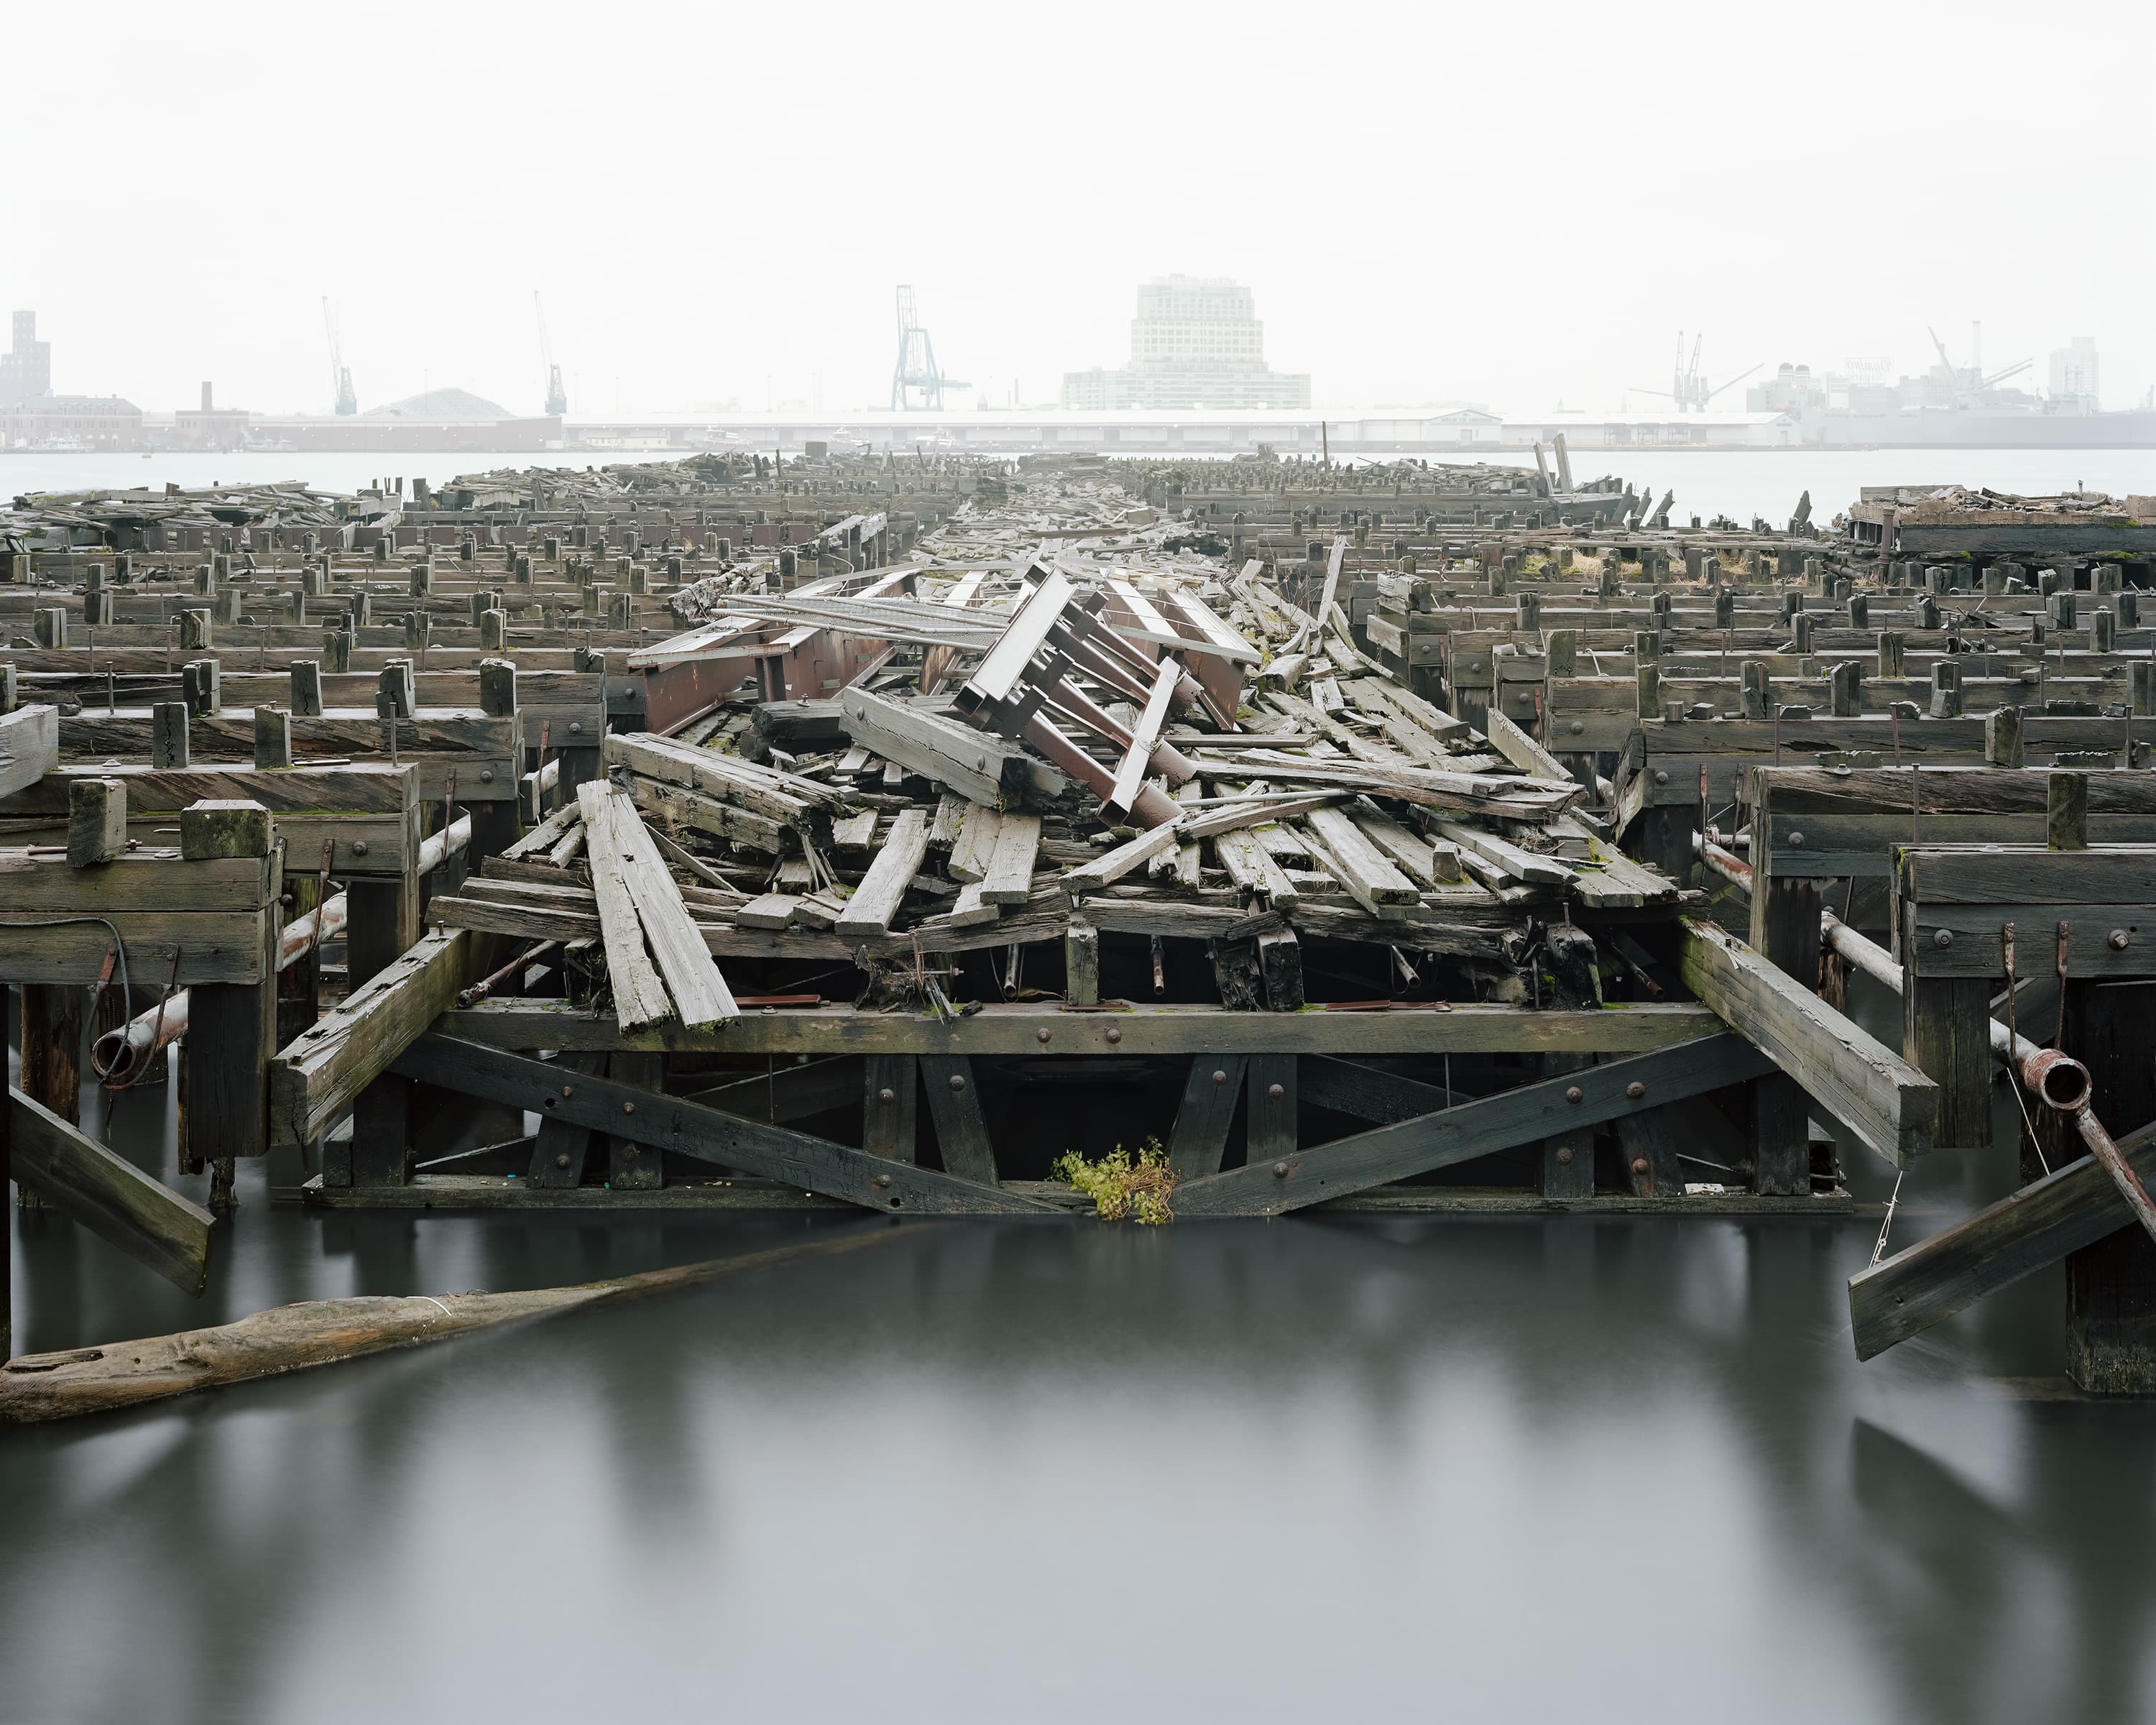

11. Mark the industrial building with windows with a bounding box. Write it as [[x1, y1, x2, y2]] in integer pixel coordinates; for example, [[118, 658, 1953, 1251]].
[[0, 311, 143, 450], [1063, 275, 1310, 411]]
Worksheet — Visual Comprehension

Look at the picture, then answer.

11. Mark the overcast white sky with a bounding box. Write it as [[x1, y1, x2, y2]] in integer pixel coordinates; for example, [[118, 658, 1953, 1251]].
[[6, 0, 2149, 419]]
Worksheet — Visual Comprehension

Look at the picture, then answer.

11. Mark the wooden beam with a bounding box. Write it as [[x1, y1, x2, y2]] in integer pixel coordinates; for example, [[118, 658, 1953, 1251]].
[[841, 686, 1045, 807], [0, 704, 60, 799], [9, 1086, 214, 1295], [1167, 1054, 1246, 1178], [442, 999, 1730, 1057], [586, 781, 737, 1027], [920, 1055, 999, 1185], [1299, 1056, 1453, 1124], [269, 928, 471, 1148], [1849, 1121, 2156, 1360], [390, 1035, 1059, 1215], [836, 805, 931, 939], [1677, 917, 1937, 1167], [577, 780, 672, 1029], [1175, 1034, 1775, 1217], [862, 1054, 916, 1162]]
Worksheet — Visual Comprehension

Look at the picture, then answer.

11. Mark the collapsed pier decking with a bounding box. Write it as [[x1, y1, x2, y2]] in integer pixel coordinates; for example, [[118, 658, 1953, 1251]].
[[4, 457, 2153, 1394]]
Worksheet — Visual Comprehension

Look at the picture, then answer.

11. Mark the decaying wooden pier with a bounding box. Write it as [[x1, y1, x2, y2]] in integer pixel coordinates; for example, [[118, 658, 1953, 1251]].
[[5, 459, 2152, 1398]]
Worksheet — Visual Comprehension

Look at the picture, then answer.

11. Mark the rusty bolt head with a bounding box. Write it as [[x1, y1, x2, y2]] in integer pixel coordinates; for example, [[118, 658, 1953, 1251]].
[[1268, 1082, 1285, 1100], [622, 1101, 635, 1115], [872, 1172, 893, 1189], [948, 1074, 966, 1092], [877, 1087, 895, 1103], [1106, 1026, 1122, 1044], [561, 1085, 574, 1098], [1631, 1157, 1650, 1177], [351, 840, 369, 856], [1565, 1085, 1584, 1104], [1626, 1080, 1646, 1100], [553, 1152, 571, 1169], [1654, 770, 1669, 786], [2110, 929, 2131, 951], [1272, 1161, 1290, 1178], [1036, 1028, 1051, 1044], [1212, 1068, 1227, 1085], [1932, 928, 1954, 949], [1555, 1146, 1575, 1166]]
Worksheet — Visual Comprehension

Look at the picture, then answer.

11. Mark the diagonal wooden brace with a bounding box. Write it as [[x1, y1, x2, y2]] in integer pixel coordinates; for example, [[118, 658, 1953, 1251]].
[[1174, 1034, 1776, 1218], [1848, 1119, 2156, 1360], [390, 1035, 1059, 1216]]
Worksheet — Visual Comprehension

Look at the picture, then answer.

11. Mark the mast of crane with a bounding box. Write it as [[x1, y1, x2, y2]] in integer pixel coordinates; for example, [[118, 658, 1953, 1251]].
[[535, 291, 567, 417], [322, 297, 357, 416], [890, 286, 967, 410]]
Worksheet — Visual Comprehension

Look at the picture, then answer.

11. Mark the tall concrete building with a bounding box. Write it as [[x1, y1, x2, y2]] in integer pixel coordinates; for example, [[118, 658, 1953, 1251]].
[[1, 311, 53, 402], [1063, 275, 1310, 410], [2049, 336, 2099, 410], [0, 310, 142, 448]]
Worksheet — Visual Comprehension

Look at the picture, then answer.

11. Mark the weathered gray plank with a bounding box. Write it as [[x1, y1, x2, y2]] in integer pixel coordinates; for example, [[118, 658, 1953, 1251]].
[[390, 1035, 1058, 1215], [1850, 1121, 2156, 1359], [269, 928, 471, 1147], [1176, 1035, 1776, 1217], [9, 1087, 215, 1295], [919, 1055, 999, 1185], [1167, 1054, 1247, 1179], [1679, 917, 1936, 1167]]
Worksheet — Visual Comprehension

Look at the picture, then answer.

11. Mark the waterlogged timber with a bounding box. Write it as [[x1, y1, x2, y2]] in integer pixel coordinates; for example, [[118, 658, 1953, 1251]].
[[0, 1223, 902, 1423]]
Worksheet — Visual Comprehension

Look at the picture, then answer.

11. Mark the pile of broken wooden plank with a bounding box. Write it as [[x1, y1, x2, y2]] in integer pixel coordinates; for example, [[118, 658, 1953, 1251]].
[[425, 485, 1688, 1016]]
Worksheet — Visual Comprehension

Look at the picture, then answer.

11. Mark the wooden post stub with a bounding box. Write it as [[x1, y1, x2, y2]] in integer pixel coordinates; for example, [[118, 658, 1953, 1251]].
[[181, 799, 273, 861], [66, 778, 126, 868]]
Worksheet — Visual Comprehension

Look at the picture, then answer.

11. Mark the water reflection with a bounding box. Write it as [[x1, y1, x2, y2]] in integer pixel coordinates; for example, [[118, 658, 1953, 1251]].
[[6, 1196, 2155, 1723]]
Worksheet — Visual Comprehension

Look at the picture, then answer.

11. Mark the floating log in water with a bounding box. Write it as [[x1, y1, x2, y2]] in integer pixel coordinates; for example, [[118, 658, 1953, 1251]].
[[1, 1223, 904, 1425]]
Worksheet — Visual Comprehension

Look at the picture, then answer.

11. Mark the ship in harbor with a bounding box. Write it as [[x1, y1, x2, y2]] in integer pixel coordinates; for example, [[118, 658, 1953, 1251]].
[[1746, 327, 2156, 448]]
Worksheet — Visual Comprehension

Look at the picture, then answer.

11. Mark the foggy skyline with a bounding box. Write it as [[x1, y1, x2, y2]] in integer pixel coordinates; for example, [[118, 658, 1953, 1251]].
[[6, 1, 2149, 420]]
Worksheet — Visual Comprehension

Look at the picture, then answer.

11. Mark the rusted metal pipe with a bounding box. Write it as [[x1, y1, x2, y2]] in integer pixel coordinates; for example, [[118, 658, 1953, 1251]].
[[458, 940, 561, 1008], [1697, 834, 1751, 892], [1695, 832, 2152, 1235], [89, 816, 467, 1087], [418, 812, 471, 875], [92, 891, 352, 1084], [2071, 1105, 2156, 1246]]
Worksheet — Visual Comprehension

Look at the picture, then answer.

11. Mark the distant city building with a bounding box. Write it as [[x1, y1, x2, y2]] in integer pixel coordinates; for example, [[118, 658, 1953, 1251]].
[[173, 381, 253, 451], [1, 311, 52, 401], [1746, 364, 1828, 413], [0, 310, 142, 448], [1063, 276, 1310, 410], [2049, 336, 2099, 410]]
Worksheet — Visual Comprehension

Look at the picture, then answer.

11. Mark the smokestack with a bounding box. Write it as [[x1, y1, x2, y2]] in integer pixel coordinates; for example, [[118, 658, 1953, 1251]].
[[201, 382, 213, 412]]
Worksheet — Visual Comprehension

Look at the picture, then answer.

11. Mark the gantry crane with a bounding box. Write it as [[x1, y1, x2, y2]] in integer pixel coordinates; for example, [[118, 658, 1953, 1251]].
[[322, 298, 356, 416], [535, 291, 567, 417], [890, 286, 967, 410]]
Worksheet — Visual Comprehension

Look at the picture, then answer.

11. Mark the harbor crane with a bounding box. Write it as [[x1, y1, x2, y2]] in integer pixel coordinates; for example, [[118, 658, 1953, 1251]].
[[1633, 333, 1759, 412], [322, 297, 356, 416], [890, 286, 967, 410], [535, 291, 567, 417], [1927, 324, 2032, 400]]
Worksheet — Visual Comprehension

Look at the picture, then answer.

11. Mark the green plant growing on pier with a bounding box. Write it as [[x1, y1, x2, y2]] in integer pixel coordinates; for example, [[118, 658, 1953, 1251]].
[[1053, 1138, 1178, 1223]]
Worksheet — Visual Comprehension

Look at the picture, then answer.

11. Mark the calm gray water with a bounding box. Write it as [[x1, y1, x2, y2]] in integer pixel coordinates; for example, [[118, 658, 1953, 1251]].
[[6, 1075, 2155, 1724]]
